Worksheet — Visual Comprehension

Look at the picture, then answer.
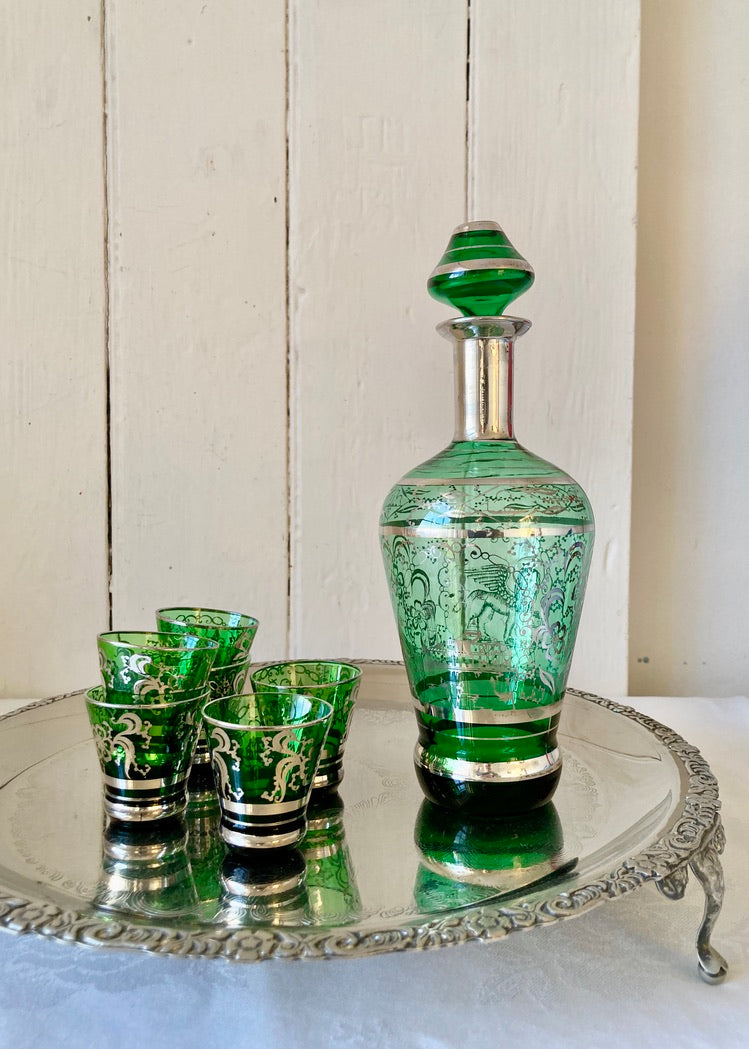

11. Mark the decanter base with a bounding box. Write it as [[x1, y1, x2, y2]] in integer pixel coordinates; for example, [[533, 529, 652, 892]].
[[415, 763, 562, 819]]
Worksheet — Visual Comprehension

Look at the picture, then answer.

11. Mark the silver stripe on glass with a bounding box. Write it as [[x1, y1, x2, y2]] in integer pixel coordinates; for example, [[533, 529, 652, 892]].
[[105, 873, 177, 893], [420, 855, 559, 889], [451, 220, 504, 234], [399, 475, 573, 487], [413, 699, 564, 725], [220, 826, 303, 850], [220, 797, 305, 816], [104, 773, 184, 790], [414, 743, 561, 783], [381, 523, 594, 540], [222, 872, 304, 898], [430, 257, 534, 277], [104, 797, 187, 822]]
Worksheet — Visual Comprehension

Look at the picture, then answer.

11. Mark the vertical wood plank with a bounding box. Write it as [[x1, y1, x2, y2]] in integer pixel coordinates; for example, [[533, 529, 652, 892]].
[[471, 0, 641, 694], [630, 0, 749, 695], [289, 0, 468, 658], [106, 0, 288, 658], [0, 2, 108, 696]]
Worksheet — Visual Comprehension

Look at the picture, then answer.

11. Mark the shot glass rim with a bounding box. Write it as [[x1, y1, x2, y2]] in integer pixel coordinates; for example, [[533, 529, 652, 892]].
[[202, 693, 333, 733], [86, 685, 211, 711], [97, 630, 220, 655], [155, 606, 259, 633], [250, 660, 362, 692]]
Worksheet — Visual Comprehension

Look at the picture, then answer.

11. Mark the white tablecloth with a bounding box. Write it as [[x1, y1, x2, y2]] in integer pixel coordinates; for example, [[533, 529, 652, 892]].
[[0, 695, 745, 1049]]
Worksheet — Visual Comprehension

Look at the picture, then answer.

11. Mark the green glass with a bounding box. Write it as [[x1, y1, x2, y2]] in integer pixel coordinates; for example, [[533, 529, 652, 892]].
[[195, 657, 254, 769], [94, 818, 198, 918], [86, 685, 205, 821], [154, 607, 259, 670], [300, 792, 361, 924], [250, 661, 361, 789], [209, 658, 252, 697], [427, 221, 534, 317], [156, 608, 258, 767], [203, 693, 333, 849], [97, 631, 219, 700], [215, 850, 308, 927], [380, 223, 594, 816], [413, 801, 572, 912]]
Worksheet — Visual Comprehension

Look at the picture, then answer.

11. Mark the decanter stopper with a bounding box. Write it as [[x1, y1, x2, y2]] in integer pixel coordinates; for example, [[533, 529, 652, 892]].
[[427, 220, 534, 317]]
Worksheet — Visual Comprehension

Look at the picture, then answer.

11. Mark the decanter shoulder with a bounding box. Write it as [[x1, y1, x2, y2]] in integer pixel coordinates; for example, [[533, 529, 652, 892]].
[[380, 441, 594, 530]]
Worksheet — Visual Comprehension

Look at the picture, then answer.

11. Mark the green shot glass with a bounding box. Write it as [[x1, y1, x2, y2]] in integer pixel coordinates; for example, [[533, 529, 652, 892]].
[[155, 608, 259, 765], [181, 657, 253, 767], [250, 661, 361, 790], [97, 631, 219, 700], [86, 685, 207, 822], [203, 693, 333, 850]]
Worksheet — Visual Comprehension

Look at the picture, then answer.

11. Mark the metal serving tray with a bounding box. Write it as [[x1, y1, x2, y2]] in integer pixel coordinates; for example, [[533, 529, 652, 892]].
[[0, 662, 727, 980]]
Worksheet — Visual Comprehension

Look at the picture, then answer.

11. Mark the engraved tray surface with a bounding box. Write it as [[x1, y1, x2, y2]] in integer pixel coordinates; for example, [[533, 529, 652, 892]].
[[0, 662, 722, 963]]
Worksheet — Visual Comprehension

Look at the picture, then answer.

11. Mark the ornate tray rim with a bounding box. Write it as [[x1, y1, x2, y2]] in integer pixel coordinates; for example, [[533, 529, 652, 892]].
[[0, 664, 724, 966]]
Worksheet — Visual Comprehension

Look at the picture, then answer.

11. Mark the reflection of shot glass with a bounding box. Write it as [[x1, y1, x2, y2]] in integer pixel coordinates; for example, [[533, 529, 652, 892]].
[[185, 787, 224, 905], [86, 685, 207, 821], [203, 693, 333, 849], [300, 791, 361, 924], [156, 608, 259, 765], [94, 817, 198, 918], [250, 661, 361, 790], [215, 849, 308, 927], [97, 630, 219, 699]]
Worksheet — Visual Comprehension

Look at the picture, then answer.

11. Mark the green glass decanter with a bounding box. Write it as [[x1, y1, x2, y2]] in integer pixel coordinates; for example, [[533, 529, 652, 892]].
[[380, 221, 594, 817]]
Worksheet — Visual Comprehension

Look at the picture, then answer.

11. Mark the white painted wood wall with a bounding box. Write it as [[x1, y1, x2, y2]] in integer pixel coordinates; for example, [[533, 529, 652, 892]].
[[630, 0, 749, 697], [2, 0, 641, 699]]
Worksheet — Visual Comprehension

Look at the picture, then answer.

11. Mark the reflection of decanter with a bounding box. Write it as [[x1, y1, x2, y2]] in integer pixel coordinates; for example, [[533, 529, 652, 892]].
[[414, 800, 573, 913], [94, 818, 198, 917], [214, 849, 308, 927], [300, 791, 361, 924], [380, 222, 594, 816]]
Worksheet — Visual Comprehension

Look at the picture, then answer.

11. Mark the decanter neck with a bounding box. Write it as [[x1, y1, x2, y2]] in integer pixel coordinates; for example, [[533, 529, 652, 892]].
[[437, 317, 531, 442]]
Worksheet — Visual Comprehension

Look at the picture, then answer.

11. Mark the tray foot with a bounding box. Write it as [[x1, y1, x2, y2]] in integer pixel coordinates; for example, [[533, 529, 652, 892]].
[[691, 818, 728, 984], [657, 816, 728, 984]]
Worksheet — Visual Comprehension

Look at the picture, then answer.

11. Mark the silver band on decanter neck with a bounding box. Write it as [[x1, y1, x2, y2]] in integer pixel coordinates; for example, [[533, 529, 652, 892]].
[[450, 220, 504, 235], [439, 316, 530, 442], [437, 316, 531, 342]]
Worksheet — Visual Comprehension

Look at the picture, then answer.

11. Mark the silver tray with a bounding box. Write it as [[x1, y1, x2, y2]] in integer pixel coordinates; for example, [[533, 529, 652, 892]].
[[0, 662, 727, 980]]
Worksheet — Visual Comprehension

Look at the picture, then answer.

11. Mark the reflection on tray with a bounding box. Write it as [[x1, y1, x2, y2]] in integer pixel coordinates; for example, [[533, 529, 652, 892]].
[[94, 817, 198, 918], [91, 785, 364, 928], [214, 848, 309, 927], [184, 772, 225, 906], [413, 801, 578, 914], [90, 791, 581, 926], [300, 791, 361, 925]]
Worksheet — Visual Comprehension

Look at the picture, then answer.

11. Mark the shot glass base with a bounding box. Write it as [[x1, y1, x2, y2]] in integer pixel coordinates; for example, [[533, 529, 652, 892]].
[[312, 755, 344, 791], [187, 761, 218, 800], [219, 814, 307, 851], [104, 794, 188, 823]]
